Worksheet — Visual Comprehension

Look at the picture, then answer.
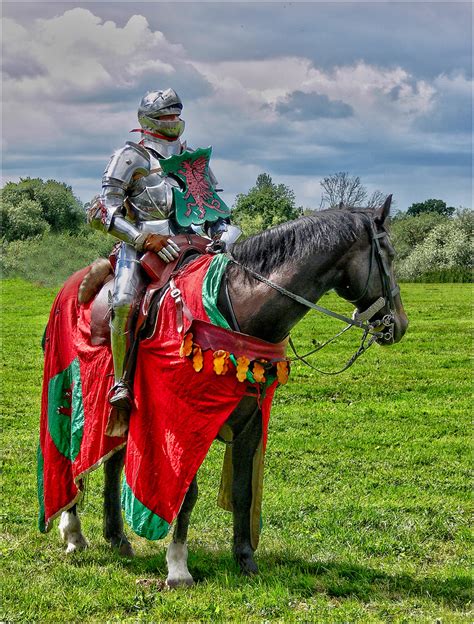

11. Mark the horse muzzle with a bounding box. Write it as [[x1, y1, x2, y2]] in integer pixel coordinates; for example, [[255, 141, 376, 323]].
[[374, 311, 408, 345]]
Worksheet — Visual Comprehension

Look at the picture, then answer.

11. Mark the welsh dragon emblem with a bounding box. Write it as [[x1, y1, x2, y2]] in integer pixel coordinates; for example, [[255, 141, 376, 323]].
[[159, 147, 231, 227]]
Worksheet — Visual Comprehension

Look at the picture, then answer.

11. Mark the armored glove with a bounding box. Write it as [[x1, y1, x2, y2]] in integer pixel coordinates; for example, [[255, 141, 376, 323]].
[[142, 234, 180, 263]]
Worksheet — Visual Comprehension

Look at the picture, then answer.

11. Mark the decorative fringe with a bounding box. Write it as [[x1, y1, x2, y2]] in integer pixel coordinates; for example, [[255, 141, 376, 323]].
[[179, 332, 290, 385]]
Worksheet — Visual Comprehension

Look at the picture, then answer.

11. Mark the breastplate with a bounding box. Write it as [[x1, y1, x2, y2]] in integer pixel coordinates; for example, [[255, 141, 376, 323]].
[[127, 151, 180, 221]]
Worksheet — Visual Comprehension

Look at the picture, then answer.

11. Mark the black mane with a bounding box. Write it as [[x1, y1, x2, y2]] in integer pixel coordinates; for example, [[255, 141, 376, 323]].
[[230, 208, 370, 276]]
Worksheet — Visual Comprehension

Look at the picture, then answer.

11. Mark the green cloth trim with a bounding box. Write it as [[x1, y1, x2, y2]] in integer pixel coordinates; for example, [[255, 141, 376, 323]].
[[47, 358, 84, 462], [202, 254, 231, 328], [122, 478, 170, 540], [37, 444, 46, 533]]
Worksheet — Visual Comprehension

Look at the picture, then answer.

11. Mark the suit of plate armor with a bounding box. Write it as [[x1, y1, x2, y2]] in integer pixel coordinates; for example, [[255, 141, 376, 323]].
[[88, 89, 241, 409]]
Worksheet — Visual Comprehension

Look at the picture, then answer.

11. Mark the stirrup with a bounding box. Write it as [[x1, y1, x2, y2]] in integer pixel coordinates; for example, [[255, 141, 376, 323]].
[[108, 380, 133, 411]]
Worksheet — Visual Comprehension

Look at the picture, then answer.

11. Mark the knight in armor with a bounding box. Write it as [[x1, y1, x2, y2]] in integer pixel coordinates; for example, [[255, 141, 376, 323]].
[[88, 88, 241, 410]]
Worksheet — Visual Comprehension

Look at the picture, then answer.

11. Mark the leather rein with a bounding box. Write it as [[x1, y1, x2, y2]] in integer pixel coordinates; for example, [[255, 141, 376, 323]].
[[226, 217, 399, 375]]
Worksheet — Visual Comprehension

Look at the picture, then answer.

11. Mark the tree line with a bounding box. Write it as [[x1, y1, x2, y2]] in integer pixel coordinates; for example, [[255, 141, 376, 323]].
[[1, 175, 472, 283]]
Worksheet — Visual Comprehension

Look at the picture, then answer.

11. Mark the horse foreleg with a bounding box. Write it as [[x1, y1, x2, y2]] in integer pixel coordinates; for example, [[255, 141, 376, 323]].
[[59, 505, 88, 553], [103, 447, 134, 557], [166, 476, 198, 588], [231, 407, 262, 575]]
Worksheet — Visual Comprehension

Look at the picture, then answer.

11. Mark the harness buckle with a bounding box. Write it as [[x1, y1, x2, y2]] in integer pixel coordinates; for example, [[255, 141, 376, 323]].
[[170, 287, 181, 299]]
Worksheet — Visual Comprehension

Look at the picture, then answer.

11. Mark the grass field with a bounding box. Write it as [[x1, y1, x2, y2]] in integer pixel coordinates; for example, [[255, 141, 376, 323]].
[[1, 279, 471, 623]]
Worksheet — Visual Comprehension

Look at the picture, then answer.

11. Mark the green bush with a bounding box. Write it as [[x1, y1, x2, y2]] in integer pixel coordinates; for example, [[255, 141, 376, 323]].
[[1, 231, 114, 286], [396, 209, 474, 282], [1, 178, 85, 239], [2, 198, 50, 241], [390, 211, 448, 261]]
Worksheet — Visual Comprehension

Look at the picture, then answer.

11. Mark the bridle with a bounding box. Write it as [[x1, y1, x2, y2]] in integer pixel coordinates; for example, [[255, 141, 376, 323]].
[[346, 218, 400, 341], [226, 216, 400, 375]]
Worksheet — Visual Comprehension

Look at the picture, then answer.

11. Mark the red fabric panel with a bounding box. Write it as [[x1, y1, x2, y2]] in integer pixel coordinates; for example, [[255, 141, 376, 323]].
[[40, 268, 125, 528], [125, 255, 276, 525]]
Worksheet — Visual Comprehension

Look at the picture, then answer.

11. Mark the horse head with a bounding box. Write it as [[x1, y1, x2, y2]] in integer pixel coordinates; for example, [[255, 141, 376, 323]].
[[334, 195, 408, 344]]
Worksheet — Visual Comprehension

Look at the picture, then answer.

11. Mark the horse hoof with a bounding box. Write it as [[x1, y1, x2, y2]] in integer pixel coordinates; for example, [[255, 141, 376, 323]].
[[118, 541, 135, 558], [240, 558, 258, 576], [166, 573, 194, 589], [64, 535, 88, 554], [166, 542, 194, 588], [234, 547, 259, 576], [59, 511, 88, 554], [109, 536, 135, 557]]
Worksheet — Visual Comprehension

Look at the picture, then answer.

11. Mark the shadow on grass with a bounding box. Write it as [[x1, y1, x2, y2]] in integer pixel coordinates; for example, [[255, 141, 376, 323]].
[[259, 554, 471, 608], [68, 545, 470, 609]]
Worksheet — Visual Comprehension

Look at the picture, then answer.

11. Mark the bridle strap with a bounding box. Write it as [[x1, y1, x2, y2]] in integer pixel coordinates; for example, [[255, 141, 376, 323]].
[[226, 255, 383, 336]]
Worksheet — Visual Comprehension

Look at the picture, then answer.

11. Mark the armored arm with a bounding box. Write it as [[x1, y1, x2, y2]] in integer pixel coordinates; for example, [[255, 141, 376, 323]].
[[89, 142, 159, 250]]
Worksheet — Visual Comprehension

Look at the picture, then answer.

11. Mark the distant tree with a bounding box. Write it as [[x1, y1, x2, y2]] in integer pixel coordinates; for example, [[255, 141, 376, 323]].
[[232, 173, 303, 236], [406, 198, 455, 218], [320, 172, 367, 208], [366, 190, 387, 209], [1, 178, 85, 238]]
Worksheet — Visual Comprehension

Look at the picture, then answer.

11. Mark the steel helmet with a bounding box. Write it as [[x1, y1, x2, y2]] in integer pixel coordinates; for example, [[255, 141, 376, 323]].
[[137, 88, 185, 138]]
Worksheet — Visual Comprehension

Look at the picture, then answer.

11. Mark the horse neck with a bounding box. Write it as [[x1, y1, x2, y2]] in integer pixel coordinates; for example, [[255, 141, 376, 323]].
[[227, 226, 357, 343]]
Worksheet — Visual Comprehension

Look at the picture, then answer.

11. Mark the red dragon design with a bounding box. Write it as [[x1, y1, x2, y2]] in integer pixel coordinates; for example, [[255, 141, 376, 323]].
[[177, 157, 228, 219]]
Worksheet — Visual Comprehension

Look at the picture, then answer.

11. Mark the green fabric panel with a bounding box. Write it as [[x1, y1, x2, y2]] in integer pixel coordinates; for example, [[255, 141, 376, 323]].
[[69, 358, 84, 462], [122, 478, 170, 540], [47, 368, 72, 459], [201, 254, 231, 329], [47, 357, 84, 462], [37, 444, 46, 533]]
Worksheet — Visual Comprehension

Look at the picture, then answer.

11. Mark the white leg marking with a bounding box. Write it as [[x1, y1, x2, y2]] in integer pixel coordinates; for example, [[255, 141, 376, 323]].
[[166, 542, 194, 588], [59, 511, 88, 554]]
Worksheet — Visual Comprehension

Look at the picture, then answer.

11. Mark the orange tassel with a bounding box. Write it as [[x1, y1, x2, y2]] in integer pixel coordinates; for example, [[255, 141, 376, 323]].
[[252, 360, 267, 383], [213, 350, 230, 375], [236, 356, 250, 382], [192, 345, 203, 372], [179, 332, 193, 357], [276, 360, 289, 385]]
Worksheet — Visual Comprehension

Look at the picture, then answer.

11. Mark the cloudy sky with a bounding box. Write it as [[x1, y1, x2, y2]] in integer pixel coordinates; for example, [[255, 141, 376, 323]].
[[1, 1, 472, 212]]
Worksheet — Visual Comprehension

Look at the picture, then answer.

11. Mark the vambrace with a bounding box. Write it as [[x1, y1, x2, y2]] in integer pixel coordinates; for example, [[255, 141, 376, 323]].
[[88, 191, 149, 251]]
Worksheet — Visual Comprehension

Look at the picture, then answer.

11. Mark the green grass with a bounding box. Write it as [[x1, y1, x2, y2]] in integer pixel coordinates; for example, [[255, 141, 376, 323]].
[[1, 279, 471, 623]]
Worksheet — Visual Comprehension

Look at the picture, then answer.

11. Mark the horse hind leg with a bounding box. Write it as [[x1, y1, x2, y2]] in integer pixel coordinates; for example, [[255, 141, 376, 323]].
[[59, 505, 88, 553], [166, 476, 198, 588], [103, 447, 134, 557]]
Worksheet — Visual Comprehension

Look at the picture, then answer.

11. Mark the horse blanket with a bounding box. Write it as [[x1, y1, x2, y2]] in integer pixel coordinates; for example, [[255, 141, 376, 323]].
[[38, 253, 285, 545]]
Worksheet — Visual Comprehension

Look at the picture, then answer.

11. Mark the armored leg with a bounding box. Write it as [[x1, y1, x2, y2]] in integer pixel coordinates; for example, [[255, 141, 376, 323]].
[[109, 243, 145, 410]]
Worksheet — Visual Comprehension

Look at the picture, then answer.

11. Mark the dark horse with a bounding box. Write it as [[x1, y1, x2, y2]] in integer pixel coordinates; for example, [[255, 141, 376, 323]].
[[58, 197, 407, 586]]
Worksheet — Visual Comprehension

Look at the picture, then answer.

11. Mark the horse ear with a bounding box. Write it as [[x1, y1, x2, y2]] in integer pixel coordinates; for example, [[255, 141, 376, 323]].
[[374, 194, 392, 225]]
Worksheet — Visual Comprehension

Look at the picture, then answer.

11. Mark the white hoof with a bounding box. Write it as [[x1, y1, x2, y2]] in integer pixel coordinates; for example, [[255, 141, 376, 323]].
[[166, 542, 194, 588], [59, 511, 88, 553]]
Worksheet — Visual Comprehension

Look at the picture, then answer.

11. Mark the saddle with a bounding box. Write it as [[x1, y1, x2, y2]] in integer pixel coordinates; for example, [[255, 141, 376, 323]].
[[88, 234, 212, 346]]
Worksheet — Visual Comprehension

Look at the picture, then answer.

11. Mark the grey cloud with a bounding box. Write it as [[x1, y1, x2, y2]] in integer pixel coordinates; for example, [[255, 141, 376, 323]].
[[3, 3, 471, 80], [276, 90, 353, 120], [2, 56, 46, 79], [59, 62, 213, 107], [415, 83, 473, 135]]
